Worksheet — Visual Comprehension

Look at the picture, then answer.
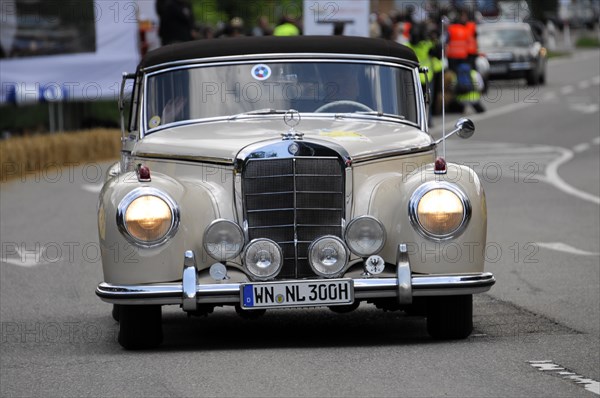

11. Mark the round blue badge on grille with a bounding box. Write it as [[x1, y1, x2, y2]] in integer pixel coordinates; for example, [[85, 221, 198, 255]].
[[251, 64, 271, 81]]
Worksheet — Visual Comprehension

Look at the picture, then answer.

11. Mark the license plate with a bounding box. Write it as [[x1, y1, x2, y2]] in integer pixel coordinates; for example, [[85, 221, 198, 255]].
[[489, 64, 508, 74], [241, 279, 354, 309], [509, 62, 531, 70]]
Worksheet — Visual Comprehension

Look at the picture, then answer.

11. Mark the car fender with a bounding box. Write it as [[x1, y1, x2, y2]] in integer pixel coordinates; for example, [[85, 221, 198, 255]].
[[365, 162, 487, 274], [98, 170, 228, 284]]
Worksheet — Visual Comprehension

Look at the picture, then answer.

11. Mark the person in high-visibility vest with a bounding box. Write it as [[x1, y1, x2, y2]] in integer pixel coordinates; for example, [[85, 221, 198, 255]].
[[273, 16, 300, 36], [446, 10, 469, 73], [465, 20, 478, 69], [453, 68, 485, 114], [405, 23, 441, 126]]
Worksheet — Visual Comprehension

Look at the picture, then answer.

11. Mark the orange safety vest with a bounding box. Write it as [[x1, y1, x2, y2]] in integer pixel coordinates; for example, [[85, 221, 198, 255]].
[[403, 22, 412, 39], [466, 21, 478, 56], [447, 24, 468, 59]]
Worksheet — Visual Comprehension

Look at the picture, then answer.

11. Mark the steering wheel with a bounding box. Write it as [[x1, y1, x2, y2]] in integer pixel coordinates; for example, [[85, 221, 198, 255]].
[[315, 100, 374, 113]]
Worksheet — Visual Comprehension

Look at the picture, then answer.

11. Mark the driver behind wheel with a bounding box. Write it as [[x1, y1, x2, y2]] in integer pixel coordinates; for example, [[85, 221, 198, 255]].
[[318, 64, 368, 112]]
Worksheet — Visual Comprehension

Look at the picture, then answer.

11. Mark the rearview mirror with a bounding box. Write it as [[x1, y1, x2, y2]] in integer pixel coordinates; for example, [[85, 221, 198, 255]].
[[434, 118, 475, 144], [455, 117, 475, 139]]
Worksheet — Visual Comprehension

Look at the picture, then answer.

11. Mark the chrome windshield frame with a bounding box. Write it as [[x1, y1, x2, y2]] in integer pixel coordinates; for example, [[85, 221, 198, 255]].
[[140, 57, 425, 138]]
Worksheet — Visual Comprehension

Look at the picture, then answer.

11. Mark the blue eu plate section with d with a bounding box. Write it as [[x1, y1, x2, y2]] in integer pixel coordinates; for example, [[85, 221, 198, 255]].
[[240, 279, 354, 310]]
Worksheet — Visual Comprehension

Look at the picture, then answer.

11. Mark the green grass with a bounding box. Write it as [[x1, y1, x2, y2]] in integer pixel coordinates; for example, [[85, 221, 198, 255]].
[[547, 50, 570, 59], [0, 100, 119, 133], [575, 36, 600, 48]]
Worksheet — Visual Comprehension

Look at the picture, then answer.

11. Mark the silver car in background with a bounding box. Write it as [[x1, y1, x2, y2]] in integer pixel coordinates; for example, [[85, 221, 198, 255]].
[[478, 22, 548, 86]]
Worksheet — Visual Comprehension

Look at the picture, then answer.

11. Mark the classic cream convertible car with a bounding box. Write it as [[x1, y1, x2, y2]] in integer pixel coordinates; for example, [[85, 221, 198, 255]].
[[96, 36, 495, 349]]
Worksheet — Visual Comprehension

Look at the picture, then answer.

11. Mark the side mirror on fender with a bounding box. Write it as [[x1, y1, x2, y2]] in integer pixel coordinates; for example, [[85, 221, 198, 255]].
[[435, 117, 475, 144]]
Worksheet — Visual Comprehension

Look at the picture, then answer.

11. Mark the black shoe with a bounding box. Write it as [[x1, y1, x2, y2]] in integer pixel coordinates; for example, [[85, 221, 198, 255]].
[[473, 103, 486, 113]]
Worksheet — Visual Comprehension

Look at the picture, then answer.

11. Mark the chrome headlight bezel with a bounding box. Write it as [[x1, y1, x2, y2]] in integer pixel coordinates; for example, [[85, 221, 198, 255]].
[[203, 219, 245, 261], [308, 235, 350, 278], [116, 187, 180, 247], [344, 215, 386, 257], [243, 238, 284, 281], [408, 181, 471, 241]]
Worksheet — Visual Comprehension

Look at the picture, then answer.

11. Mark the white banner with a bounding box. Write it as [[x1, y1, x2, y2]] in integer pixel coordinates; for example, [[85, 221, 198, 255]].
[[303, 0, 370, 37], [0, 0, 140, 104]]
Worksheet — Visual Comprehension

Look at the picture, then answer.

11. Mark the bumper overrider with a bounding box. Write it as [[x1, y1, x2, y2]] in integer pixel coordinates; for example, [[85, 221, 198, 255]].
[[96, 245, 495, 309]]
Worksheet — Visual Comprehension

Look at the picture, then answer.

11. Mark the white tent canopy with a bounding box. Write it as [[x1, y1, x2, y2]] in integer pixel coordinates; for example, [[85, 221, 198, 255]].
[[0, 0, 140, 104]]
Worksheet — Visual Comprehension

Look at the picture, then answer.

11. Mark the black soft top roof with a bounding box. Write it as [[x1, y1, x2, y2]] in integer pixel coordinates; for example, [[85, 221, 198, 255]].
[[139, 36, 418, 70]]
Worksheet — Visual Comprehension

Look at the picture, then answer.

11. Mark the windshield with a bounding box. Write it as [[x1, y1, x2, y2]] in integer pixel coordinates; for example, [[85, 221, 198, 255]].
[[478, 27, 534, 48], [144, 61, 418, 132]]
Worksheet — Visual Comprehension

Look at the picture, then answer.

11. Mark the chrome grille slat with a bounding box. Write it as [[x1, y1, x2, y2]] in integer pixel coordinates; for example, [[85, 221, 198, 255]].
[[243, 156, 344, 279]]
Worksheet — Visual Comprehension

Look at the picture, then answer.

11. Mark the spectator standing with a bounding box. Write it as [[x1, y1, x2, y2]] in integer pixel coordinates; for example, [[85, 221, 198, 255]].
[[273, 16, 300, 36], [446, 10, 469, 72], [333, 22, 345, 36], [453, 67, 485, 114], [405, 23, 441, 125], [465, 16, 478, 68], [252, 16, 273, 36], [156, 0, 197, 45]]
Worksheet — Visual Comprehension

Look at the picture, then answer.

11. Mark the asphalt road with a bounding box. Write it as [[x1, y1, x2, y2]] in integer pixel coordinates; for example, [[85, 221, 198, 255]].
[[1, 49, 599, 397]]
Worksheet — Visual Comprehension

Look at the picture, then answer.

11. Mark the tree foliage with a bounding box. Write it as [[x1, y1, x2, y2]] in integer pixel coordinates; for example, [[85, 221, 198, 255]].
[[192, 0, 302, 28]]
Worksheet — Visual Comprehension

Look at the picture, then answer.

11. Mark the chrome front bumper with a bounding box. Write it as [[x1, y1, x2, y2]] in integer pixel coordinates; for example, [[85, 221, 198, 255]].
[[96, 245, 495, 308]]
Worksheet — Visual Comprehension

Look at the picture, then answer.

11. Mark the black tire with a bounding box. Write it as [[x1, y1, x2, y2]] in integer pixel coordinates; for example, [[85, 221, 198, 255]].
[[118, 305, 163, 350], [328, 301, 360, 314], [426, 295, 473, 340], [235, 305, 266, 319], [482, 77, 490, 94], [526, 69, 539, 87], [403, 297, 428, 316], [112, 304, 121, 322]]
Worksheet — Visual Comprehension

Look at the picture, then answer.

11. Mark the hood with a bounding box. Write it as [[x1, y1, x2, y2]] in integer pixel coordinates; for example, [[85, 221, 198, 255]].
[[482, 46, 533, 60], [133, 117, 433, 164]]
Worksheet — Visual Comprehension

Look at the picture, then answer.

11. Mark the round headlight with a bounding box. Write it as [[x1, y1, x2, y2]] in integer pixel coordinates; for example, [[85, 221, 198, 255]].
[[203, 219, 244, 261], [345, 216, 386, 256], [409, 182, 470, 240], [243, 238, 283, 280], [308, 236, 349, 277], [118, 188, 179, 246]]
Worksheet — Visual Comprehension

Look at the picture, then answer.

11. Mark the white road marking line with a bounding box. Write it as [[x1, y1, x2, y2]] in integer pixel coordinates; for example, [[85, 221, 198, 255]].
[[569, 103, 600, 114], [1, 245, 52, 267], [530, 361, 565, 371], [81, 184, 103, 193], [573, 143, 591, 153], [541, 91, 558, 102], [445, 141, 518, 149], [469, 100, 536, 123], [577, 80, 590, 90], [560, 85, 574, 95], [592, 76, 600, 85], [431, 101, 537, 135], [529, 360, 600, 395], [435, 140, 599, 205], [544, 146, 600, 205], [535, 242, 600, 256], [450, 146, 559, 155]]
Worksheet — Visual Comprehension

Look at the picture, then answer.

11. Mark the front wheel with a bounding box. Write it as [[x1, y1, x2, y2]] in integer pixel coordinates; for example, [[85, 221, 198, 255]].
[[539, 69, 546, 85], [426, 295, 473, 339], [526, 69, 539, 86], [118, 305, 163, 350], [112, 304, 121, 322]]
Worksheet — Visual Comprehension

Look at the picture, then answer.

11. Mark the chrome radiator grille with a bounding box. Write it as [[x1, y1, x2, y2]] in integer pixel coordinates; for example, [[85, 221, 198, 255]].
[[243, 157, 344, 278]]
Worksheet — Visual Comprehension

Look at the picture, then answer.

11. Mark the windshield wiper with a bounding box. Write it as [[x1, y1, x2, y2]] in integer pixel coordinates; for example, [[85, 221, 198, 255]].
[[335, 111, 406, 120], [228, 108, 289, 120], [355, 111, 406, 120]]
